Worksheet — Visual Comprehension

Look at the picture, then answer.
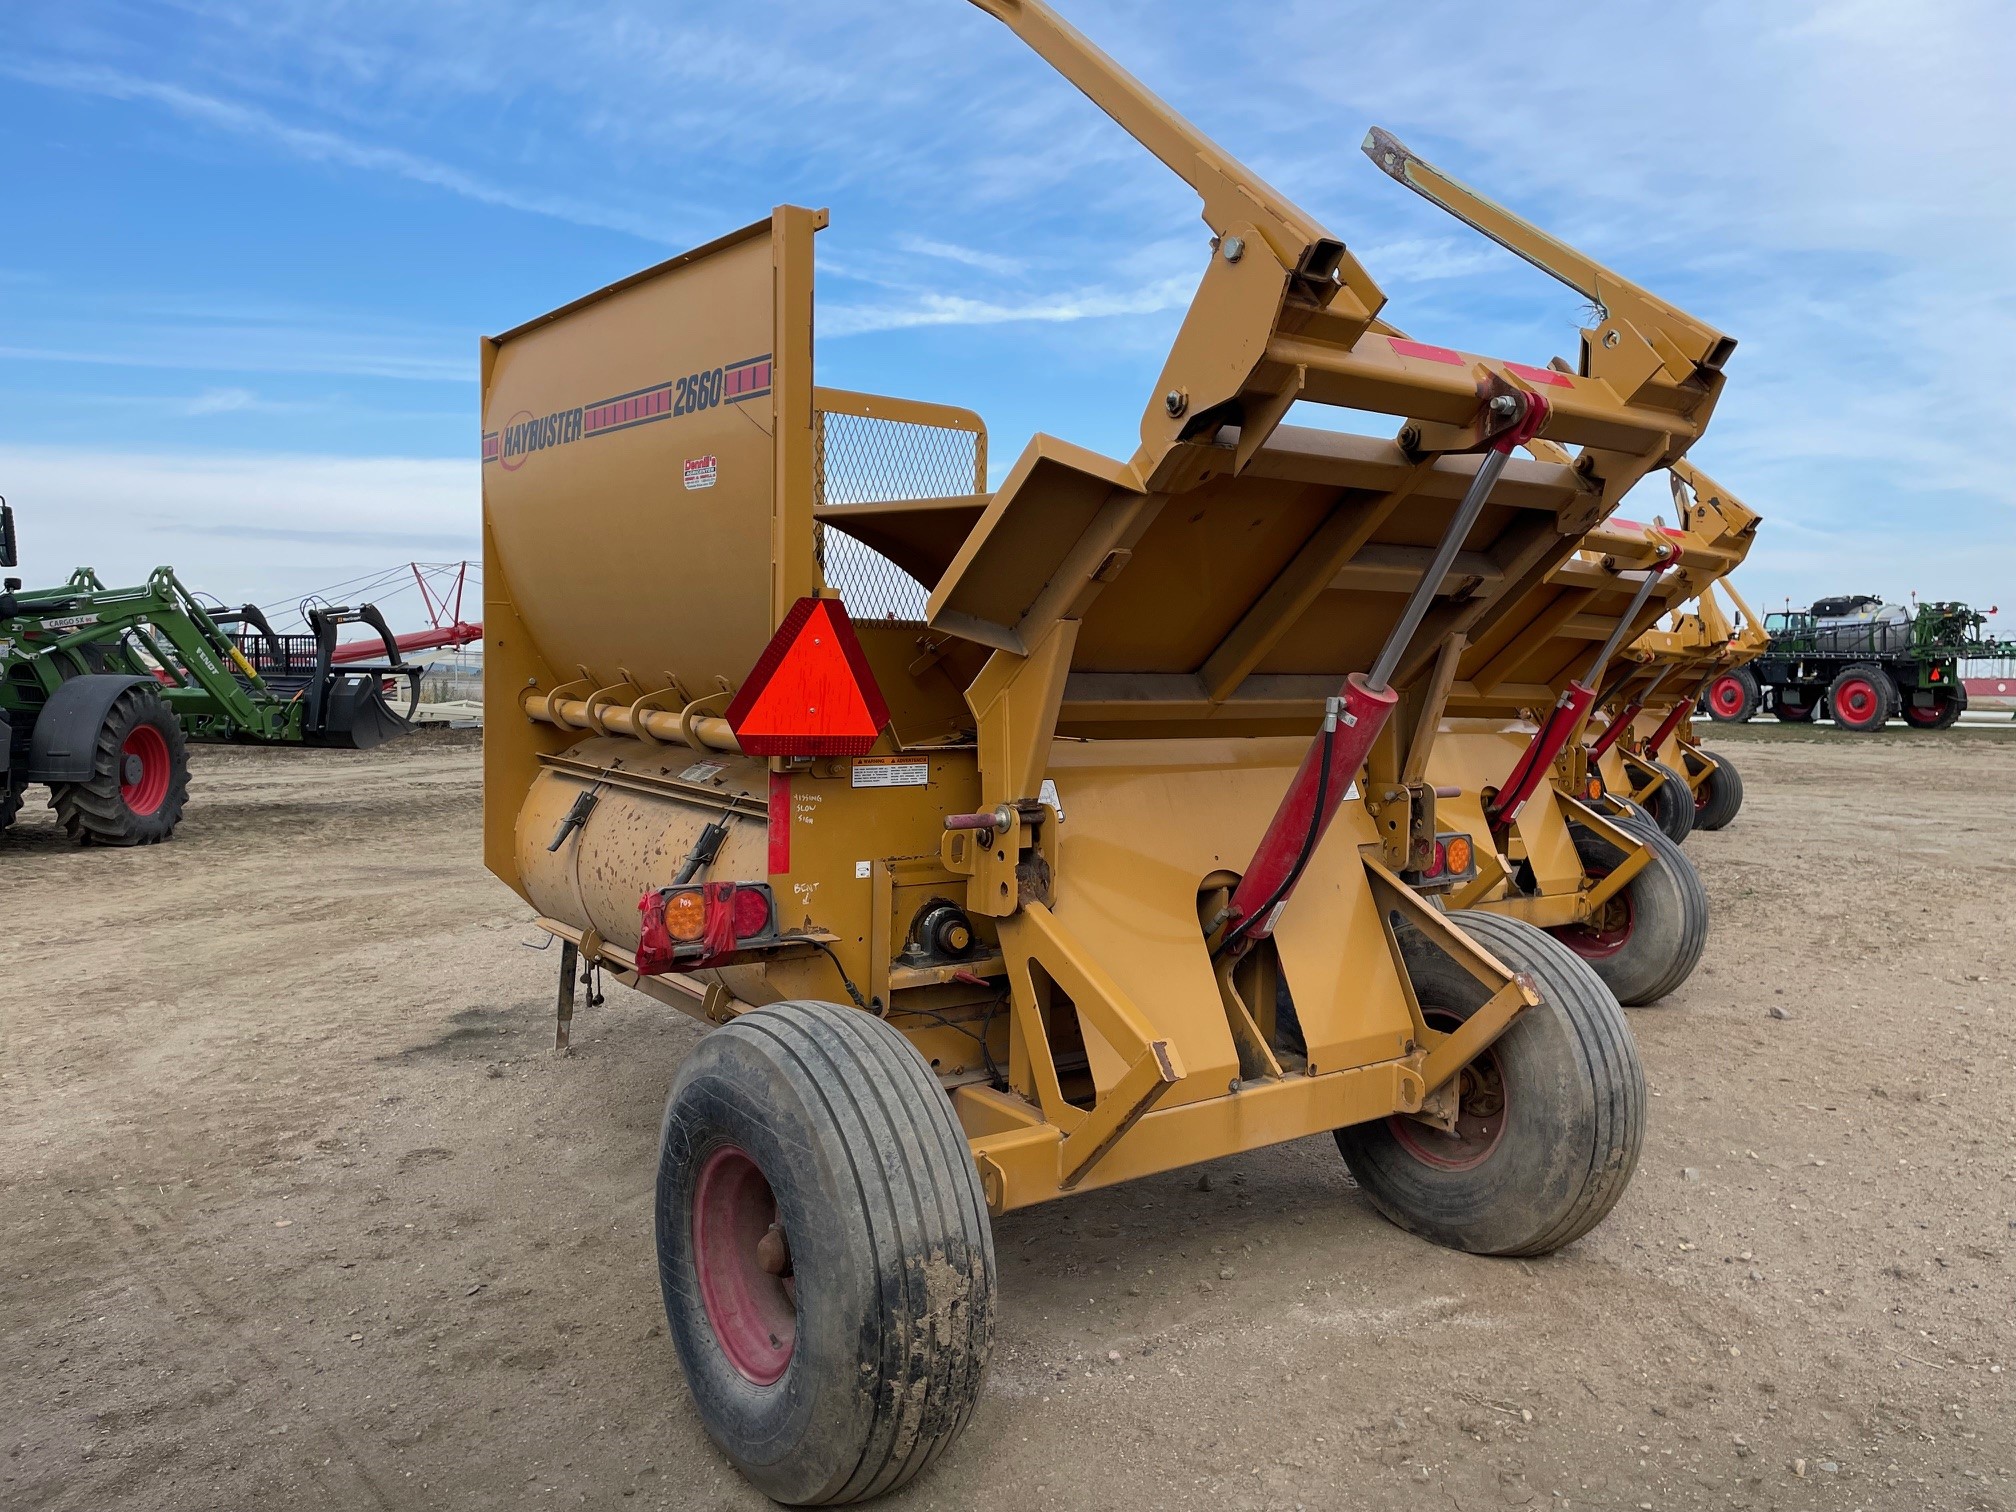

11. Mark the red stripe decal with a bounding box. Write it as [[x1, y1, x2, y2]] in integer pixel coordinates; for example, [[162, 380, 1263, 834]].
[[768, 772, 791, 875], [1507, 361, 1573, 388], [1389, 337, 1466, 365]]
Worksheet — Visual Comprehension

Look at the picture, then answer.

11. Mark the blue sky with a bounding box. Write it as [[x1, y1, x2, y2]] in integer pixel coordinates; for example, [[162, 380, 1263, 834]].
[[3, 0, 2012, 630]]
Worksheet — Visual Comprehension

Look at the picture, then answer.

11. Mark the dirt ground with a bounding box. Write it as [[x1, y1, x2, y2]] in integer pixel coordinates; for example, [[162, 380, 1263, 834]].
[[4, 724, 2013, 1512]]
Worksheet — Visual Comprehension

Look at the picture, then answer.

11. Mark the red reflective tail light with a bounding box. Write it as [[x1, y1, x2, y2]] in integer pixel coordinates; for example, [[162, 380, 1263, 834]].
[[730, 885, 773, 939], [635, 882, 781, 975]]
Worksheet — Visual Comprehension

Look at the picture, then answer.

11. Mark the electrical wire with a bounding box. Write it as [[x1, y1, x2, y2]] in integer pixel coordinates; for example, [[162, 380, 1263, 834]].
[[808, 939, 1004, 1085]]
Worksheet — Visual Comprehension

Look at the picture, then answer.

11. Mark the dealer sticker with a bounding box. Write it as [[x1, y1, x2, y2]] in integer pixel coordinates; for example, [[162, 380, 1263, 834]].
[[683, 454, 718, 490], [851, 757, 929, 789]]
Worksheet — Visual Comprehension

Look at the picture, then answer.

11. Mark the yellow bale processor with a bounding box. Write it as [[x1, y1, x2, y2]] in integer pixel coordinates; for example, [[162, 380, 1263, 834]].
[[1410, 460, 1758, 1007], [1587, 462, 1766, 836], [480, 1, 1735, 1500]]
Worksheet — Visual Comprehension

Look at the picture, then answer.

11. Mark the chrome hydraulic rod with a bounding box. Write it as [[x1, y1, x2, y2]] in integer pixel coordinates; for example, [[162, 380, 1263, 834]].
[[1582, 554, 1674, 694], [1218, 392, 1549, 953], [1366, 394, 1545, 691]]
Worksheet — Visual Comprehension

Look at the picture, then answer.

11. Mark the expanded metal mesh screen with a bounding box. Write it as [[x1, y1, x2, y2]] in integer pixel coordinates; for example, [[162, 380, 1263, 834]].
[[815, 409, 984, 625]]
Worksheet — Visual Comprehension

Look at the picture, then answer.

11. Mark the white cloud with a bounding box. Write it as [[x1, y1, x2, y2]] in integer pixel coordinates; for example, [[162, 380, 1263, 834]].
[[6, 0, 2013, 613], [821, 275, 1195, 338], [180, 386, 259, 415], [896, 236, 1028, 279], [0, 444, 476, 623]]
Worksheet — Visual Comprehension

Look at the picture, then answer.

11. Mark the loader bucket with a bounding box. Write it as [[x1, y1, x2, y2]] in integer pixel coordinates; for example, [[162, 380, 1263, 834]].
[[303, 672, 414, 750]]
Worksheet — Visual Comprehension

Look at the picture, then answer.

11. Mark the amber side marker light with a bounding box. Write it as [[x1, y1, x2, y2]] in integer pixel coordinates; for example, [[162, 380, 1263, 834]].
[[1407, 832, 1478, 889]]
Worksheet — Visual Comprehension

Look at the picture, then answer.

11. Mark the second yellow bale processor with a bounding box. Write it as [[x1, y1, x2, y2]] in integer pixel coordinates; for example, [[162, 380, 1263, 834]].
[[1589, 462, 1768, 835], [480, 1, 1736, 1501]]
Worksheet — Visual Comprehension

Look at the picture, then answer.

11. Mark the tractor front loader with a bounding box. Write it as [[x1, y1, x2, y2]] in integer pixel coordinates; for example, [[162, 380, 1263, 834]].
[[480, 1, 1736, 1500], [0, 504, 420, 846]]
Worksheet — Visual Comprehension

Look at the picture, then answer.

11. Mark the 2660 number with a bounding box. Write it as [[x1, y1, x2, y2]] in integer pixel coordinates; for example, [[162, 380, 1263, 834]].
[[674, 368, 724, 416]]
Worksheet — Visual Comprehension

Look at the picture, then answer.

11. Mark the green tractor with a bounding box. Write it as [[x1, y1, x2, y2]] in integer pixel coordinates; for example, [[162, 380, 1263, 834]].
[[0, 500, 420, 846]]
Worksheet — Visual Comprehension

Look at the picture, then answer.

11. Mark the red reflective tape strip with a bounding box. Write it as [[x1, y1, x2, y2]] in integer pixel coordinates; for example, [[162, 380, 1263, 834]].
[[768, 772, 791, 874], [1388, 337, 1465, 365], [1506, 360, 1573, 389]]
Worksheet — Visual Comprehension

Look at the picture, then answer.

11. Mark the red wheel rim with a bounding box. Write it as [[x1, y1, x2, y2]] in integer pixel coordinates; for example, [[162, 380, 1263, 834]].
[[1708, 676, 1745, 718], [1903, 702, 1942, 727], [1834, 678, 1879, 725], [120, 724, 172, 817], [1553, 866, 1634, 961], [691, 1144, 795, 1385], [1389, 1009, 1509, 1170]]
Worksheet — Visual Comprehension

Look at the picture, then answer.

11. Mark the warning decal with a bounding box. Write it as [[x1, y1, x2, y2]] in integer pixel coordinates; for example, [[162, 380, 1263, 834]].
[[851, 758, 929, 789]]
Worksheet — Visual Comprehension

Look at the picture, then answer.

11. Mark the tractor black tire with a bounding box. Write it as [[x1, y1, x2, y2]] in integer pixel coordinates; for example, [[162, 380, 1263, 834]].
[[1903, 683, 1967, 730], [1773, 691, 1817, 723], [49, 684, 190, 846], [1704, 667, 1759, 722], [1826, 664, 1894, 732], [655, 1000, 995, 1506], [1550, 821, 1708, 1006], [1642, 759, 1695, 845], [1691, 752, 1744, 831], [0, 775, 23, 833], [1336, 911, 1644, 1256]]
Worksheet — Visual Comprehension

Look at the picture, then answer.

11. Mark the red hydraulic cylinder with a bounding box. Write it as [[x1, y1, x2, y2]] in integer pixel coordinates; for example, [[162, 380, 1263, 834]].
[[1220, 673, 1398, 951], [1487, 682, 1597, 832], [1587, 700, 1643, 760], [1638, 696, 1697, 758]]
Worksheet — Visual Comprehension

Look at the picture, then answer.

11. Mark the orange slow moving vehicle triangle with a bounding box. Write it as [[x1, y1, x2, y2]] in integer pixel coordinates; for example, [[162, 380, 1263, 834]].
[[724, 596, 891, 756]]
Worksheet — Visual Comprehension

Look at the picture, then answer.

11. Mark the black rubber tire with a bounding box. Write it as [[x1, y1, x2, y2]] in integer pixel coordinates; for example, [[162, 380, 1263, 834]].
[[50, 684, 189, 846], [1903, 683, 1966, 730], [1642, 759, 1695, 845], [1336, 911, 1644, 1256], [655, 1000, 995, 1506], [1704, 667, 1758, 723], [1604, 794, 1655, 830], [1773, 691, 1817, 723], [1826, 663, 1894, 732], [0, 776, 22, 833], [1691, 752, 1743, 831], [1551, 821, 1708, 1005]]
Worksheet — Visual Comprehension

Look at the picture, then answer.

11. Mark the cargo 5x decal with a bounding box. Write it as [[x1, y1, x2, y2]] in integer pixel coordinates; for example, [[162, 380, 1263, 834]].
[[483, 353, 771, 468]]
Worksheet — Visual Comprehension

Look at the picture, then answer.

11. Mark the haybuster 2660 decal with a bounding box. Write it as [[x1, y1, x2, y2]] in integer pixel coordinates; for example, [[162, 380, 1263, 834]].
[[483, 353, 772, 467]]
